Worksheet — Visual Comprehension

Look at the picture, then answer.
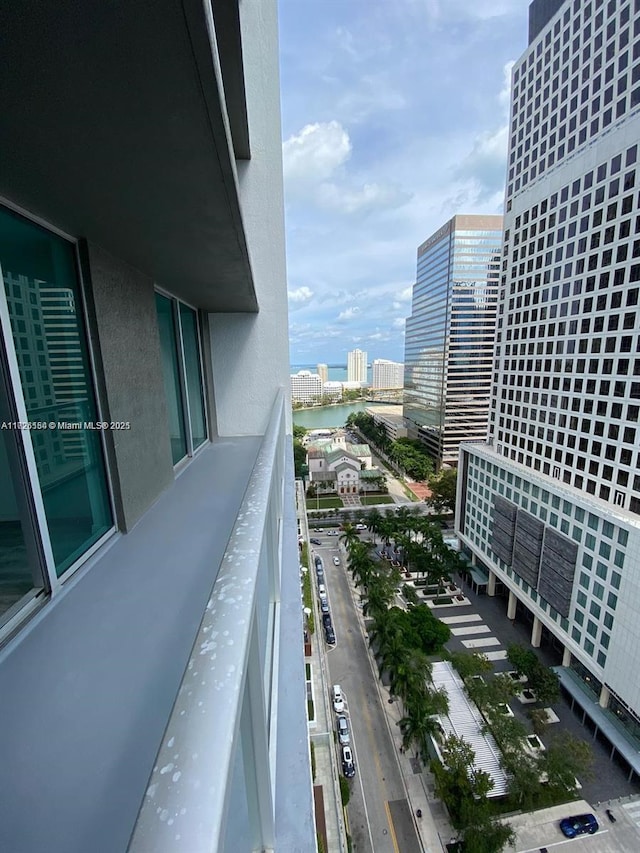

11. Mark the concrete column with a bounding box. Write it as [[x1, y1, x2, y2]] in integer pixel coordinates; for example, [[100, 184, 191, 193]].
[[507, 590, 517, 620], [471, 553, 477, 566], [599, 684, 611, 709], [562, 647, 572, 667], [531, 616, 542, 648], [487, 570, 496, 597]]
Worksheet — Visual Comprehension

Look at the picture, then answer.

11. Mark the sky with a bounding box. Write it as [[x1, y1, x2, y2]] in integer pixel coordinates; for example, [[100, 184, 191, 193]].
[[279, 0, 531, 365]]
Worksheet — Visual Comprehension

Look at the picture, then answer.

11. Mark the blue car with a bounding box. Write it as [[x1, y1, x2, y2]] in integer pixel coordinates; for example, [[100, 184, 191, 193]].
[[559, 813, 598, 838]]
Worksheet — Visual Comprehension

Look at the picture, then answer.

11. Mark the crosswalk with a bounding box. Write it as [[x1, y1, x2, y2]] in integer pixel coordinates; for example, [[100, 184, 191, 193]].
[[440, 613, 508, 661], [623, 800, 640, 829]]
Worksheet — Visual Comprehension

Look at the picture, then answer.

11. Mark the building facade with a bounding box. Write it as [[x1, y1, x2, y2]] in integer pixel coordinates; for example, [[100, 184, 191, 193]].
[[290, 369, 323, 403], [347, 348, 368, 383], [372, 358, 404, 389], [317, 362, 329, 384], [0, 2, 314, 851], [458, 0, 640, 775], [403, 214, 502, 469]]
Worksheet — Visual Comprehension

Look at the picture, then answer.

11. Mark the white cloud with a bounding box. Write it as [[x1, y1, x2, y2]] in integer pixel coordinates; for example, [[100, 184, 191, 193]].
[[283, 121, 351, 187], [317, 181, 411, 215], [288, 285, 314, 305], [392, 317, 406, 329], [337, 306, 361, 321]]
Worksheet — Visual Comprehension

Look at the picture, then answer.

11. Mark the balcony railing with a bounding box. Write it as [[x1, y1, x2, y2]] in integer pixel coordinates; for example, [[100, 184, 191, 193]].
[[129, 390, 293, 852]]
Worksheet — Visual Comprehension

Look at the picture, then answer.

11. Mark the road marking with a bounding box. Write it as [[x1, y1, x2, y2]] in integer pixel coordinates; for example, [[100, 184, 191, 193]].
[[440, 614, 483, 624], [384, 801, 401, 853], [450, 624, 491, 636], [484, 650, 508, 660], [462, 637, 501, 648], [517, 828, 608, 852]]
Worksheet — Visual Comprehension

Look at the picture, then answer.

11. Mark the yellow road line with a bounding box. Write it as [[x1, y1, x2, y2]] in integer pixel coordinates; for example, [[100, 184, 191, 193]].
[[384, 800, 400, 853]]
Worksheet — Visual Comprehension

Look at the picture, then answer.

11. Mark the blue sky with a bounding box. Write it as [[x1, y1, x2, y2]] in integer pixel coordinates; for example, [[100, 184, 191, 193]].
[[279, 0, 530, 365]]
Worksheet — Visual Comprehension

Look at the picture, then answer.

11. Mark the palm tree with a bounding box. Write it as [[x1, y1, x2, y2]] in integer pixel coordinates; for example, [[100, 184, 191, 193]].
[[339, 522, 360, 551], [400, 684, 450, 759], [365, 507, 382, 543], [362, 580, 393, 620], [390, 648, 432, 709]]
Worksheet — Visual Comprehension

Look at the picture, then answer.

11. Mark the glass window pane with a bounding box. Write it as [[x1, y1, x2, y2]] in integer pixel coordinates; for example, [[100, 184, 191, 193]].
[[0, 376, 45, 617], [155, 293, 187, 464], [179, 304, 206, 449], [0, 206, 113, 577]]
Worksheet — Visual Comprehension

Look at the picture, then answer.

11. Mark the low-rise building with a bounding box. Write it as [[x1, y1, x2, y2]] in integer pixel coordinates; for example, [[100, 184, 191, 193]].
[[307, 440, 383, 495]]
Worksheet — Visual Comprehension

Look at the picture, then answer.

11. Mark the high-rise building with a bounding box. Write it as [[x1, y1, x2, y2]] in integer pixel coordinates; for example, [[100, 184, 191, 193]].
[[290, 369, 323, 403], [347, 348, 368, 383], [403, 214, 502, 469], [372, 358, 404, 389], [458, 0, 640, 773], [317, 362, 329, 383], [0, 2, 314, 851]]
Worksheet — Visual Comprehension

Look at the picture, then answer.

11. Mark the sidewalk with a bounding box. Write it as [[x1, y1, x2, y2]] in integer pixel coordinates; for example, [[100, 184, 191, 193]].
[[342, 545, 455, 853], [298, 480, 348, 853]]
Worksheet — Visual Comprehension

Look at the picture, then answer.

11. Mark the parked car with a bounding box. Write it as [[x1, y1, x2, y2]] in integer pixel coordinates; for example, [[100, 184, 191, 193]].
[[337, 715, 350, 745], [559, 814, 599, 838], [320, 599, 330, 614], [333, 556, 340, 566], [318, 584, 326, 597], [314, 556, 322, 567], [316, 566, 324, 580], [341, 745, 355, 778], [325, 624, 336, 645], [332, 684, 344, 712], [310, 538, 321, 546], [322, 613, 332, 629]]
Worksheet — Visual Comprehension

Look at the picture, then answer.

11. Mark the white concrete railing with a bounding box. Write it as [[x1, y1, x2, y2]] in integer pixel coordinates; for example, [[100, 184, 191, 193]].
[[129, 390, 286, 852]]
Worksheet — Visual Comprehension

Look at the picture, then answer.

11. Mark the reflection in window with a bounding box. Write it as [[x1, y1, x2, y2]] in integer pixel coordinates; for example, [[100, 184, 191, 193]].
[[156, 293, 188, 464], [0, 376, 43, 620], [0, 205, 113, 579], [179, 303, 206, 449]]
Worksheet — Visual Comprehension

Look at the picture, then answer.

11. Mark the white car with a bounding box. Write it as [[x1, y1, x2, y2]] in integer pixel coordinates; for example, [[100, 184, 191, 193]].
[[333, 556, 340, 566], [332, 684, 344, 713], [318, 583, 326, 597], [337, 715, 350, 745]]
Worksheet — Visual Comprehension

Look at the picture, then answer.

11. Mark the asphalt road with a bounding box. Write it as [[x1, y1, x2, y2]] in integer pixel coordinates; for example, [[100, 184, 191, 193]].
[[312, 535, 422, 853]]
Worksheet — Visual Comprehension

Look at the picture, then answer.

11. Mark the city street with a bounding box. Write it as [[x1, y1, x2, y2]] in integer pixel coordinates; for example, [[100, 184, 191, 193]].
[[311, 535, 422, 853]]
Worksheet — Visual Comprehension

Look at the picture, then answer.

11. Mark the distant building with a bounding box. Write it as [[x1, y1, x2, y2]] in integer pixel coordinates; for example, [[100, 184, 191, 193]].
[[372, 359, 404, 389], [347, 348, 367, 383], [317, 363, 328, 383], [290, 370, 322, 403], [366, 405, 408, 442], [403, 213, 502, 469], [322, 381, 343, 401]]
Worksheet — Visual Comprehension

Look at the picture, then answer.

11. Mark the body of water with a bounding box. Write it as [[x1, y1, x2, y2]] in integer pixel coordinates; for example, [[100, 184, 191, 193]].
[[292, 401, 373, 430]]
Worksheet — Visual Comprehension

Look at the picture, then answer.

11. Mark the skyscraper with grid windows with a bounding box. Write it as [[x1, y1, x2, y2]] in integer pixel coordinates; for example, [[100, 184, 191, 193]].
[[457, 0, 640, 778], [403, 214, 502, 469]]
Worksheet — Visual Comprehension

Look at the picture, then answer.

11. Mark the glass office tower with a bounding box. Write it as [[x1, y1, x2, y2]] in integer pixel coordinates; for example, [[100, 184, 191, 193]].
[[458, 0, 640, 780], [403, 214, 502, 468]]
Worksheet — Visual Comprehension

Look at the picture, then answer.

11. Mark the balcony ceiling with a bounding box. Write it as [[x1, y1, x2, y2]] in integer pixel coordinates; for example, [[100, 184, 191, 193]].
[[0, 0, 257, 312]]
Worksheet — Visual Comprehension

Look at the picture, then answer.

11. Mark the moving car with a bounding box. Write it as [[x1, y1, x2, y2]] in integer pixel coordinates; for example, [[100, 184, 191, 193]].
[[332, 684, 344, 712], [355, 523, 367, 531], [341, 745, 355, 778], [559, 814, 599, 838], [327, 530, 339, 536], [336, 715, 350, 745], [333, 556, 340, 566], [310, 538, 321, 545]]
